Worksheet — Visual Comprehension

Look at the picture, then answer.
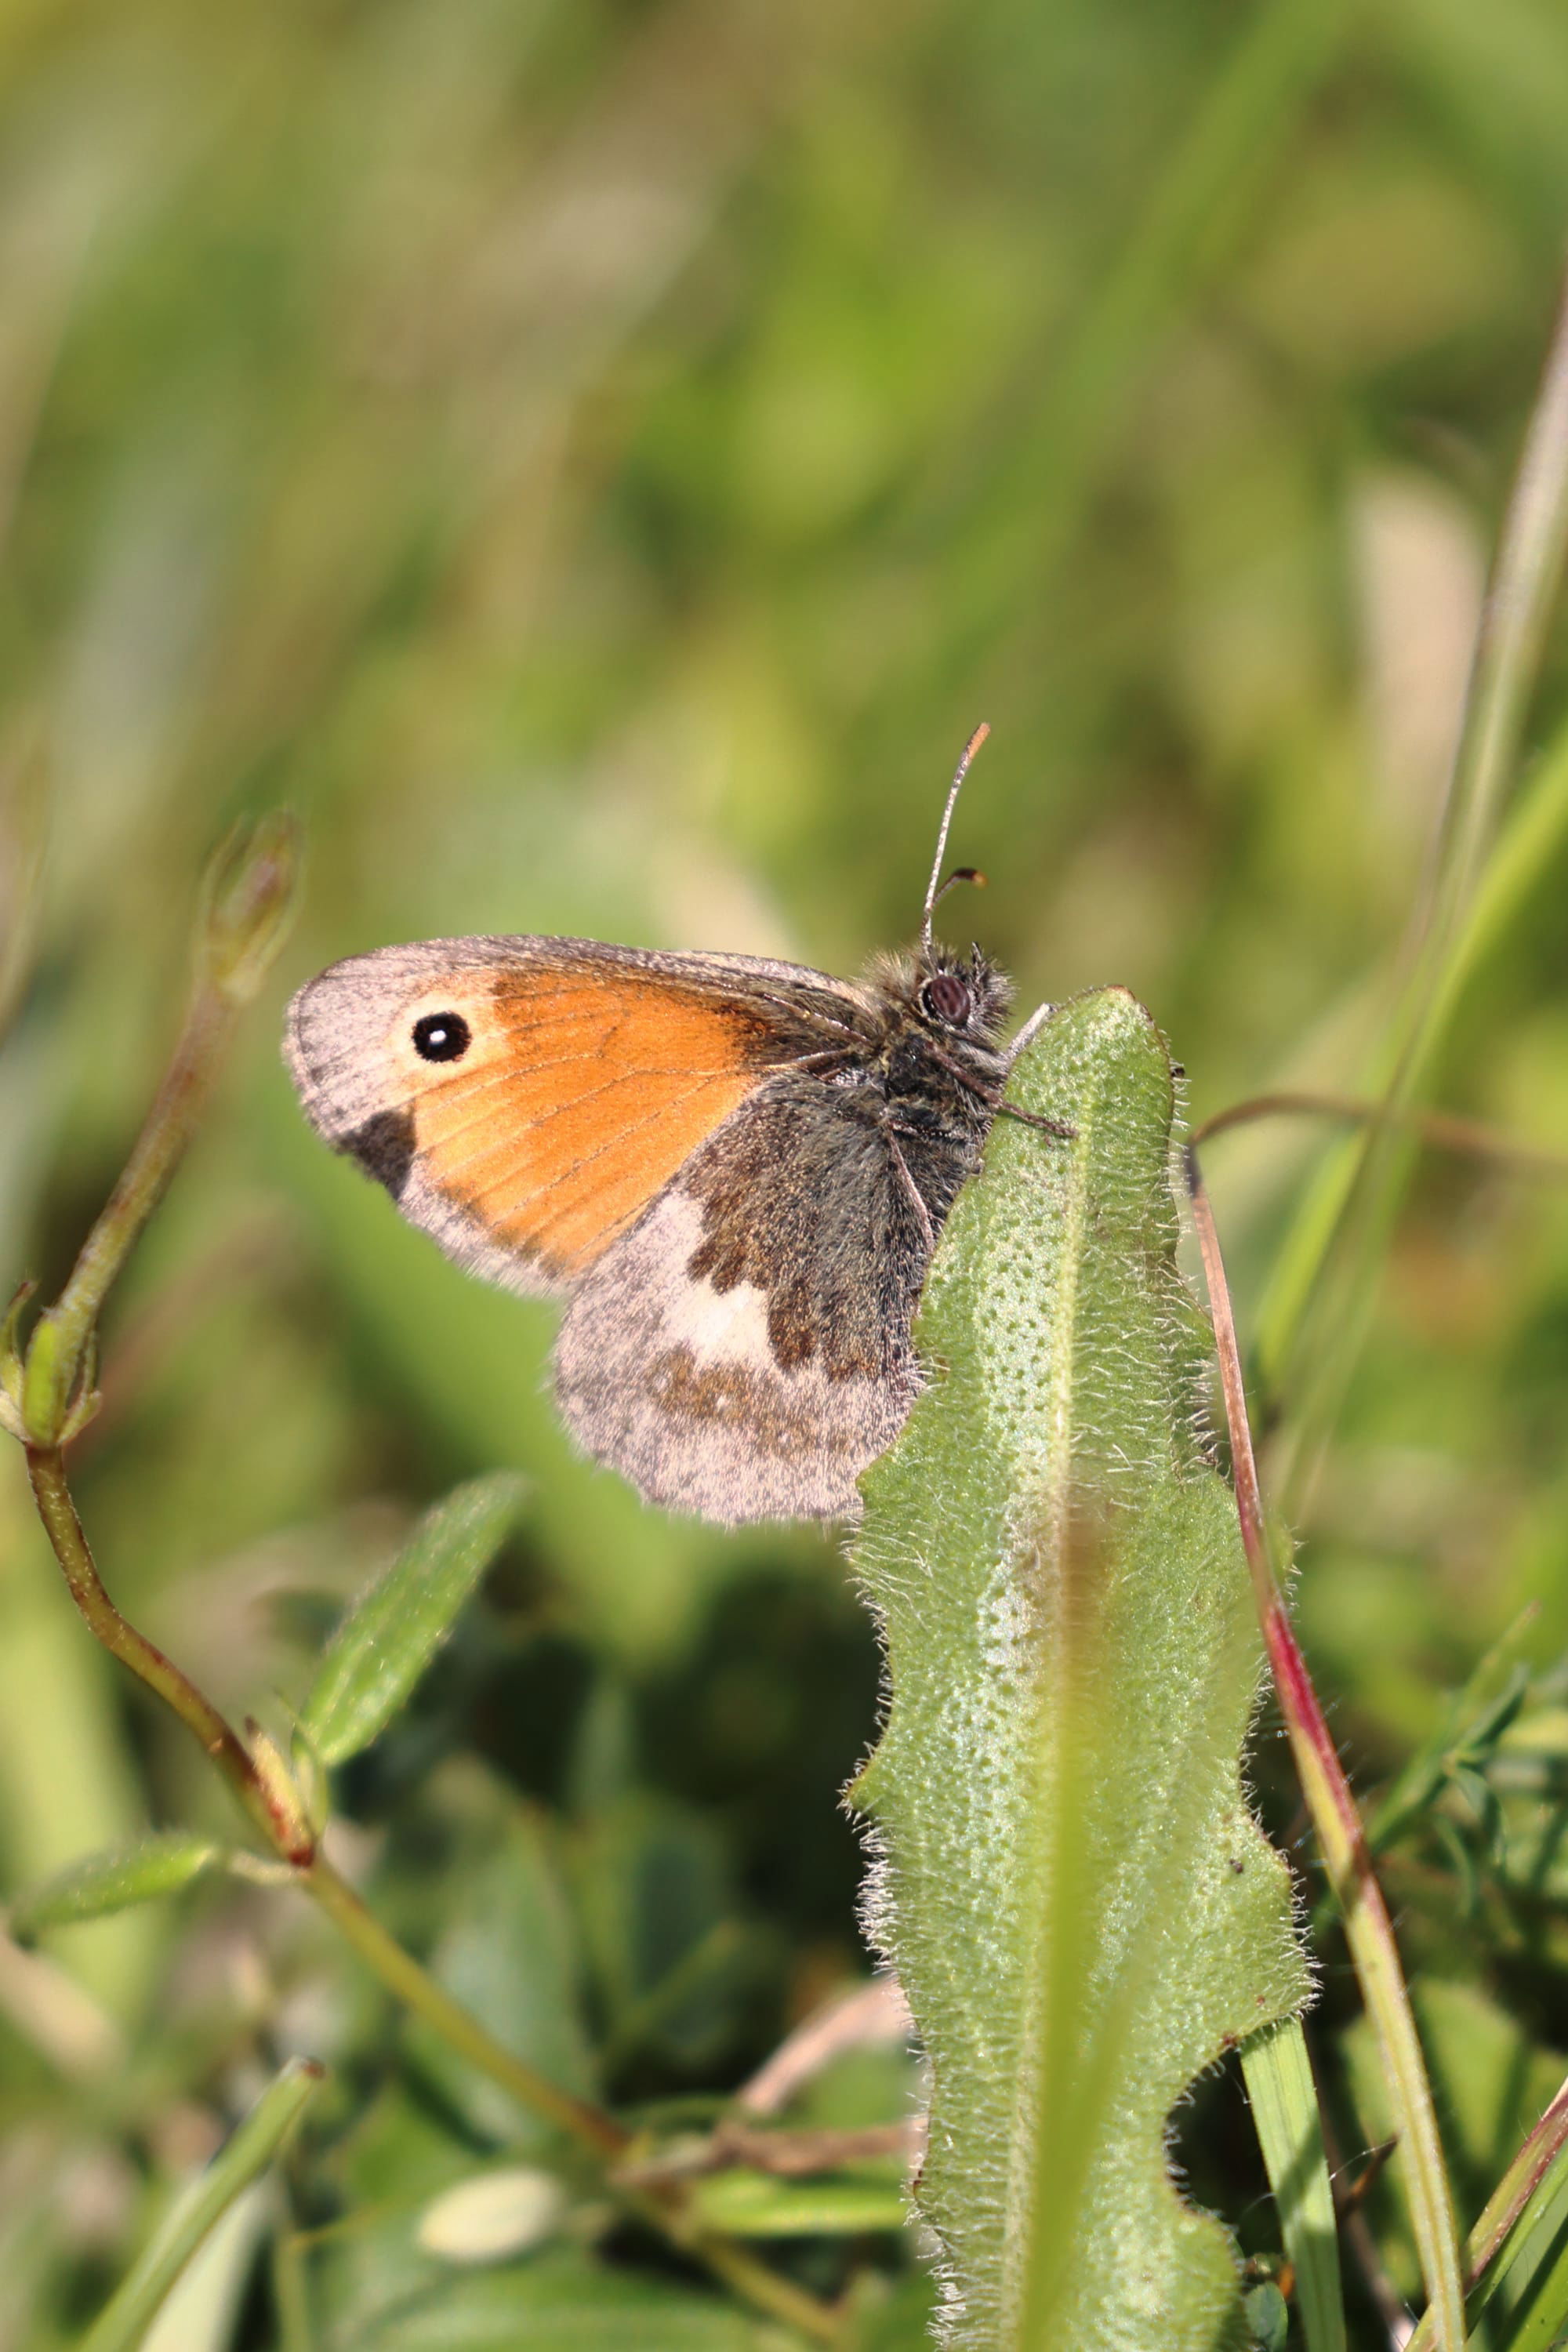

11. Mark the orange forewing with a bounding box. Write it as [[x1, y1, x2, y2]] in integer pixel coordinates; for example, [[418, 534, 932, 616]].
[[412, 970, 779, 1276]]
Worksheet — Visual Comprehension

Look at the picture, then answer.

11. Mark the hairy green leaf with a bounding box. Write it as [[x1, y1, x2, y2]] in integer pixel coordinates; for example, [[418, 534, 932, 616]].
[[851, 988, 1309, 2350], [8, 1831, 220, 1939], [301, 1472, 525, 1765]]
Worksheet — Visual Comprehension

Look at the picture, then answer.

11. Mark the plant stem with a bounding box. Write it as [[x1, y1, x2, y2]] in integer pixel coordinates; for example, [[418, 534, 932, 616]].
[[301, 1859, 842, 2339], [1462, 2076, 1568, 2285], [667, 2227, 844, 2345], [1186, 1149, 1465, 2352], [15, 811, 301, 1449], [24, 1436, 621, 2147], [1403, 2074, 1568, 2352], [24, 1442, 288, 1851], [25, 1439, 836, 2343], [303, 1848, 628, 2158], [1192, 1089, 1568, 1184], [25, 993, 230, 1443], [272, 2225, 317, 2352], [82, 2058, 325, 2352]]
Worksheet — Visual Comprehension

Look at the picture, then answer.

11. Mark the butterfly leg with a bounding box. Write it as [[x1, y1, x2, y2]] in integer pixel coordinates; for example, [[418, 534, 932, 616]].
[[996, 1102, 1076, 1140], [1002, 1000, 1057, 1065], [886, 1133, 938, 1255], [996, 1001, 1074, 1137]]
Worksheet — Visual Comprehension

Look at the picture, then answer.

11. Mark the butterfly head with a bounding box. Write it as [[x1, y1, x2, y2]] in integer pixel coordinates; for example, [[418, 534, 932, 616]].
[[918, 941, 1011, 1040], [866, 938, 1014, 1054]]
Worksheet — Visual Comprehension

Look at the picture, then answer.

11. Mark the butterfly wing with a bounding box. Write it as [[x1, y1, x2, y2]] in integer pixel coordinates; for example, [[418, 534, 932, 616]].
[[555, 1074, 935, 1523], [284, 935, 869, 1299]]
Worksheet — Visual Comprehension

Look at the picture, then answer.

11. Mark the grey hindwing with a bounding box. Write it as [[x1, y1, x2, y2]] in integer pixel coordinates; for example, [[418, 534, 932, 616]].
[[553, 1080, 938, 1524]]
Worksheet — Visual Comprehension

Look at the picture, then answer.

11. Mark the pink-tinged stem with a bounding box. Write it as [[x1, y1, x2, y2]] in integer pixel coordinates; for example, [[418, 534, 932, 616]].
[[1185, 1148, 1465, 2352]]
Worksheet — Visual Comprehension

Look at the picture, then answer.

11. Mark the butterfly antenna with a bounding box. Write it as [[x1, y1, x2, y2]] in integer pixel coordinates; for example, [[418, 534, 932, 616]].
[[930, 866, 988, 912], [922, 721, 989, 955]]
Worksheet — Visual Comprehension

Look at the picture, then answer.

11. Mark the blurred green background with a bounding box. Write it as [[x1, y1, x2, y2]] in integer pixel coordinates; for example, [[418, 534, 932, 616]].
[[3, 0, 1568, 2344]]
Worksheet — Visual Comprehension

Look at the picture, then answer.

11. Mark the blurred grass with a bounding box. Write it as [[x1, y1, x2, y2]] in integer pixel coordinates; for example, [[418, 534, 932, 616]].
[[5, 0, 1568, 2345]]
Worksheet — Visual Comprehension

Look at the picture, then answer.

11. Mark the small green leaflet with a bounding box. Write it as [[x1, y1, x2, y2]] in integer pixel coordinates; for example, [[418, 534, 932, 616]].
[[301, 1472, 526, 1766], [9, 1831, 220, 1940], [689, 2167, 909, 2238]]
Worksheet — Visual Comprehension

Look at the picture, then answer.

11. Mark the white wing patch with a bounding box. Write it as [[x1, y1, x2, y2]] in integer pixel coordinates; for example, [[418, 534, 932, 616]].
[[554, 1189, 913, 1524], [652, 1244, 776, 1371]]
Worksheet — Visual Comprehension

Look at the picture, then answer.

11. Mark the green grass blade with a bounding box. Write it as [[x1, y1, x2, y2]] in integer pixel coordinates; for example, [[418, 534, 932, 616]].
[[80, 2056, 325, 2352], [1402, 2080, 1568, 2352], [300, 1472, 526, 1765], [1192, 1168, 1466, 2348], [1241, 2019, 1345, 2352], [1465, 2139, 1568, 2350], [1361, 1613, 1535, 1867], [851, 989, 1308, 2349], [1255, 711, 1568, 1439], [960, 0, 1348, 636], [1255, 282, 1568, 1512]]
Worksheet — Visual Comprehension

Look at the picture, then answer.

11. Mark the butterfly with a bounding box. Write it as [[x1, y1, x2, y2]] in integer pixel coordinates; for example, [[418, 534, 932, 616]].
[[284, 727, 1064, 1524]]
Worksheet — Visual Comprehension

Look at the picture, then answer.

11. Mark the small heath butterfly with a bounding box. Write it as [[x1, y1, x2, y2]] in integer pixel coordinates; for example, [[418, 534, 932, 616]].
[[285, 728, 1065, 1523]]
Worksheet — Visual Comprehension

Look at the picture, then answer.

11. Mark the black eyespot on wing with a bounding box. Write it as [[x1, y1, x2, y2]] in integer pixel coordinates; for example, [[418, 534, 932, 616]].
[[920, 972, 971, 1027], [412, 1011, 471, 1062], [345, 1106, 417, 1198]]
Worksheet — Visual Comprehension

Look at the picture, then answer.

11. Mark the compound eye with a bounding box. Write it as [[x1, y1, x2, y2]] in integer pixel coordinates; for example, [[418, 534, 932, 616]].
[[412, 1011, 472, 1063], [920, 972, 972, 1027]]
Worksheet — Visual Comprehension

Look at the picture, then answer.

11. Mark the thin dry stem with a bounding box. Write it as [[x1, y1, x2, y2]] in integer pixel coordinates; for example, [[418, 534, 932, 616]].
[[1193, 1090, 1568, 1185], [615, 2119, 914, 2188], [1316, 2096, 1414, 2347], [737, 1977, 913, 2118]]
